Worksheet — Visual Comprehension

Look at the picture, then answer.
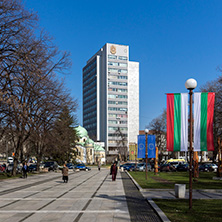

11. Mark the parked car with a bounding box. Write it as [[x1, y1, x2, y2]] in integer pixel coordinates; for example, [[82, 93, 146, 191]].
[[7, 157, 13, 164], [134, 163, 151, 171], [210, 163, 218, 172], [0, 165, 6, 173], [159, 163, 176, 172], [28, 164, 37, 172], [44, 161, 58, 171], [176, 163, 189, 172], [199, 163, 216, 172], [74, 164, 91, 171], [6, 163, 22, 173], [120, 163, 135, 171], [66, 163, 75, 169], [169, 161, 180, 168]]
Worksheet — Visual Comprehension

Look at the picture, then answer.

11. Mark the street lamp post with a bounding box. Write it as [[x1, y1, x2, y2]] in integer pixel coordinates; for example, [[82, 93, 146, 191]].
[[185, 78, 197, 210], [145, 128, 149, 180]]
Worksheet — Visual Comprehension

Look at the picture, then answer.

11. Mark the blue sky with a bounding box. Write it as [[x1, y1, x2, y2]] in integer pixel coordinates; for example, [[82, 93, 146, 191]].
[[23, 0, 222, 130]]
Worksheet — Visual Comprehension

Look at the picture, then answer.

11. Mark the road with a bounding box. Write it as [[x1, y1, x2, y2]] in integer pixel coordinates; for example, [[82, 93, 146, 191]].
[[0, 168, 131, 222]]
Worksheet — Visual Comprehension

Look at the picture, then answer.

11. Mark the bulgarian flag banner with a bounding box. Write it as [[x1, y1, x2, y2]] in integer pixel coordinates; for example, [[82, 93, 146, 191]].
[[167, 93, 188, 152], [194, 92, 215, 151]]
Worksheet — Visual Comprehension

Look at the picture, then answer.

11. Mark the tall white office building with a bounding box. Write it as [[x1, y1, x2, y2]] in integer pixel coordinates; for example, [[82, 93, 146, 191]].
[[83, 43, 139, 155]]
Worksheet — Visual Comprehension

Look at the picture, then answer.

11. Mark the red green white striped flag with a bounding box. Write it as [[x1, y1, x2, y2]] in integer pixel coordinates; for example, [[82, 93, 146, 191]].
[[167, 93, 188, 152], [194, 92, 215, 151]]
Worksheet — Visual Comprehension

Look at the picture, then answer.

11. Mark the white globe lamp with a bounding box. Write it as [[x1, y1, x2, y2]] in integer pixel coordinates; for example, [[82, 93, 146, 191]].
[[185, 78, 197, 90]]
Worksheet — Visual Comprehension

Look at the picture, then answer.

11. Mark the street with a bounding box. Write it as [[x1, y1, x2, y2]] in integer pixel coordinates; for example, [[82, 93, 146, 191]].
[[0, 168, 130, 222]]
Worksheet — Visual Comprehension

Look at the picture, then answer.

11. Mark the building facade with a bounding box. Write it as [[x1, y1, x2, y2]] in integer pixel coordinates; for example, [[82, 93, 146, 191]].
[[74, 125, 106, 164], [83, 43, 139, 156]]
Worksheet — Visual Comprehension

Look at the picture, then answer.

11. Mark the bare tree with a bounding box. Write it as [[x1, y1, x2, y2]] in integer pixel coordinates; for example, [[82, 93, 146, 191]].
[[147, 110, 167, 161], [200, 74, 222, 162], [0, 0, 75, 175], [115, 127, 128, 161]]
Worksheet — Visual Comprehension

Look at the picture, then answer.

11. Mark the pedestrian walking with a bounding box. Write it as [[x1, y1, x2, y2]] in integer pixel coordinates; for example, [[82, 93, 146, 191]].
[[110, 162, 118, 181], [98, 162, 101, 171], [62, 164, 69, 183], [22, 162, 28, 178]]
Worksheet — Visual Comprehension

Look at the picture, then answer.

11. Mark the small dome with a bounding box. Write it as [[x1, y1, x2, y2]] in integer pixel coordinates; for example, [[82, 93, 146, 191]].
[[87, 138, 94, 145], [94, 144, 105, 151], [74, 125, 88, 138]]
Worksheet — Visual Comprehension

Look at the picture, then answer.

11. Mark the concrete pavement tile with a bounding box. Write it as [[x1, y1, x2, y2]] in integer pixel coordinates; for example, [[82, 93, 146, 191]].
[[95, 214, 115, 222], [62, 191, 94, 198], [0, 191, 36, 198], [141, 191, 176, 199], [114, 213, 131, 222], [0, 213, 30, 222], [1, 199, 52, 210], [0, 200, 16, 207], [195, 191, 222, 199], [30, 191, 66, 198], [24, 213, 78, 222], [42, 199, 88, 211], [79, 213, 113, 222]]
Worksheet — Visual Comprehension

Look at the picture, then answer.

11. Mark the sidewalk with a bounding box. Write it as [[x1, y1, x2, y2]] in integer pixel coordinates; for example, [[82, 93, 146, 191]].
[[141, 188, 222, 200], [0, 169, 131, 222]]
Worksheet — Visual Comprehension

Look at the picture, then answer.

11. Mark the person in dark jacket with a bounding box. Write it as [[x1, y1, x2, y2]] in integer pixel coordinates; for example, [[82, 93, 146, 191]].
[[22, 162, 28, 178], [110, 162, 118, 181], [62, 164, 69, 183], [98, 162, 101, 171]]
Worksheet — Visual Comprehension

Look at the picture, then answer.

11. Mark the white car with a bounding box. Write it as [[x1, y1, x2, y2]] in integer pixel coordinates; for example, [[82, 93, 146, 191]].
[[211, 163, 218, 172], [7, 157, 13, 163]]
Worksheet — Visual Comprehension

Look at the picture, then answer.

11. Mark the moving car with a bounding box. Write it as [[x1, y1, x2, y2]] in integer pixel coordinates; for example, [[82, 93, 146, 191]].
[[74, 164, 91, 171]]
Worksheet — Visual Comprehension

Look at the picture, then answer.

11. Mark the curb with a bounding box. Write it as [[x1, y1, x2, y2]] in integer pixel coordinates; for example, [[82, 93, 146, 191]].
[[148, 199, 171, 222], [126, 171, 171, 222], [126, 170, 144, 191]]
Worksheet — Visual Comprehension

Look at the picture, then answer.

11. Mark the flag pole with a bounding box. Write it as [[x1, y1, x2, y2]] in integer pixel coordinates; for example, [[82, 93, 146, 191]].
[[189, 89, 193, 209], [185, 78, 197, 210], [145, 129, 149, 180]]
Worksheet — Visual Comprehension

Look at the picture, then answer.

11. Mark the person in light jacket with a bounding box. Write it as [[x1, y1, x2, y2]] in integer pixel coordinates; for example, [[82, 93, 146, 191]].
[[62, 164, 69, 183]]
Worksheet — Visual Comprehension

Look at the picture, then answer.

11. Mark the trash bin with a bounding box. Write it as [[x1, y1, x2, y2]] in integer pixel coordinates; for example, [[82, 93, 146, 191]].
[[175, 184, 186, 198]]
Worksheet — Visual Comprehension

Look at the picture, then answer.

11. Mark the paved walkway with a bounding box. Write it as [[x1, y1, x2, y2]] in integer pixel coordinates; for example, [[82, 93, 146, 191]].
[[2, 169, 221, 222], [0, 169, 131, 222]]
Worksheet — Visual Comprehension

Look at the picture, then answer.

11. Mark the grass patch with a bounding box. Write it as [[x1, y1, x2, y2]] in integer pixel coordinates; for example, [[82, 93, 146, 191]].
[[0, 173, 23, 180], [0, 171, 46, 180], [154, 199, 222, 222], [129, 171, 222, 189]]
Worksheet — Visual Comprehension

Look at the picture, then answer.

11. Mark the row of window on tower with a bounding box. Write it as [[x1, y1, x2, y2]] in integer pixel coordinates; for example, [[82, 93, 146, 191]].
[[108, 55, 128, 60]]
